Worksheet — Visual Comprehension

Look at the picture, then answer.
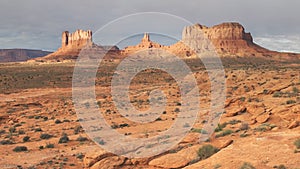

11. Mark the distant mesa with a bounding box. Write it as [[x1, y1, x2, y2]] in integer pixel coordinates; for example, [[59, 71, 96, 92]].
[[0, 49, 51, 62], [20, 22, 300, 62]]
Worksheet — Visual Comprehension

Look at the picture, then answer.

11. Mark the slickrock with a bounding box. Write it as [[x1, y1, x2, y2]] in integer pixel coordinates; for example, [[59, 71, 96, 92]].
[[288, 120, 299, 129]]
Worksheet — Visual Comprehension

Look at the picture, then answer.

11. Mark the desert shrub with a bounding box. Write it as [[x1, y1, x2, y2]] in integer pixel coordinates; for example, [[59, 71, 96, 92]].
[[240, 133, 249, 138], [239, 97, 246, 102], [45, 143, 54, 148], [58, 133, 69, 144], [292, 87, 299, 94], [272, 91, 282, 98], [197, 144, 219, 160], [214, 123, 227, 132], [76, 136, 88, 142], [74, 125, 82, 134], [54, 119, 62, 124], [40, 133, 53, 140], [228, 119, 241, 125], [239, 123, 249, 130], [0, 129, 5, 135], [294, 138, 300, 149], [76, 153, 84, 159], [18, 129, 25, 135], [0, 139, 14, 145], [240, 162, 255, 169], [94, 137, 105, 145], [9, 127, 16, 133], [254, 126, 267, 132], [63, 119, 70, 123], [191, 128, 208, 134], [34, 128, 43, 132], [276, 164, 287, 169], [23, 136, 30, 142], [286, 100, 296, 104], [216, 130, 233, 138], [13, 146, 28, 152]]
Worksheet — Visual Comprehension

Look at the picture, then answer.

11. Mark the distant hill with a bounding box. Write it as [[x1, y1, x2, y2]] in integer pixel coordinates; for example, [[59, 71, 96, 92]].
[[0, 49, 52, 62]]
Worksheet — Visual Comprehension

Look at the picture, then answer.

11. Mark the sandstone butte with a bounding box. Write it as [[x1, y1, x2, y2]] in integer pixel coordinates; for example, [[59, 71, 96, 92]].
[[33, 22, 300, 62]]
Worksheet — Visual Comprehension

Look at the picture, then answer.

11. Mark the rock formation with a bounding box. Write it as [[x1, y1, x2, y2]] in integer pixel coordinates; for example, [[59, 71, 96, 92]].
[[122, 33, 162, 55], [122, 23, 300, 60], [0, 49, 51, 62], [36, 29, 120, 61], [33, 22, 300, 62], [61, 30, 92, 48]]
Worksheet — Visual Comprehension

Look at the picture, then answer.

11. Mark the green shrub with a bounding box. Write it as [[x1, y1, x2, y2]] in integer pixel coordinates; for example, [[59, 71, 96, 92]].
[[23, 136, 30, 142], [240, 133, 249, 138], [76, 153, 84, 159], [74, 125, 82, 134], [277, 164, 287, 169], [58, 133, 69, 144], [9, 127, 16, 133], [228, 119, 241, 125], [45, 143, 54, 148], [191, 128, 208, 134], [240, 162, 255, 169], [286, 100, 296, 104], [216, 130, 233, 138], [294, 138, 300, 149], [272, 91, 282, 98], [18, 129, 25, 135], [76, 136, 88, 142], [239, 123, 249, 131], [13, 146, 28, 152], [197, 144, 219, 160], [40, 133, 53, 140], [55, 119, 62, 124], [214, 123, 227, 132], [34, 128, 43, 132], [0, 139, 14, 145]]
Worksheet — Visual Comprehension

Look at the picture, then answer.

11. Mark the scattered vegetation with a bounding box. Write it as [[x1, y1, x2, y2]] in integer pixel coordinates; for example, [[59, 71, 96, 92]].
[[240, 162, 255, 169], [58, 133, 69, 144], [239, 123, 249, 131], [23, 136, 30, 142], [191, 128, 208, 134], [286, 100, 296, 104], [294, 138, 300, 149], [0, 139, 14, 145], [214, 123, 227, 132], [13, 146, 28, 152], [197, 144, 219, 160], [275, 164, 287, 169], [76, 136, 88, 142], [216, 129, 233, 138], [45, 143, 54, 148], [40, 133, 53, 140]]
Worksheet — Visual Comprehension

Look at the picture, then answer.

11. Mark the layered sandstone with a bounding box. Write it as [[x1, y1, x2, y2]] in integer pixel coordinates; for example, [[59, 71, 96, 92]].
[[122, 33, 163, 55], [61, 30, 92, 48], [122, 23, 300, 60], [34, 22, 300, 62], [0, 49, 51, 62], [36, 30, 120, 61]]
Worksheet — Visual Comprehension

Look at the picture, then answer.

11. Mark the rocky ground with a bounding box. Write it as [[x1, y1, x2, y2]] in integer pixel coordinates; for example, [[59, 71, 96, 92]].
[[0, 58, 299, 169]]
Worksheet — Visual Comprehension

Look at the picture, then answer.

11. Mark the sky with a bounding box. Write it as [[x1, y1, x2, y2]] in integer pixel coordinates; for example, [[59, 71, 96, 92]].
[[0, 0, 300, 53]]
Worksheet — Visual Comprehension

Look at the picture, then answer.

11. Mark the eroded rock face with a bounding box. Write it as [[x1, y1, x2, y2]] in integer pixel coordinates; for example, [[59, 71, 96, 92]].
[[61, 30, 92, 47], [180, 23, 263, 57], [122, 33, 162, 55]]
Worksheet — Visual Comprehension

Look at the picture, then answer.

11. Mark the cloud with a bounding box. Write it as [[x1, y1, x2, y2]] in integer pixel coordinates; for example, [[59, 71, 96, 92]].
[[254, 35, 300, 53], [0, 0, 299, 50]]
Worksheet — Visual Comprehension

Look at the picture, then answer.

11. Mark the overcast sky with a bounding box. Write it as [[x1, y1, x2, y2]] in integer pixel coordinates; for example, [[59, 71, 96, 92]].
[[0, 0, 300, 52]]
